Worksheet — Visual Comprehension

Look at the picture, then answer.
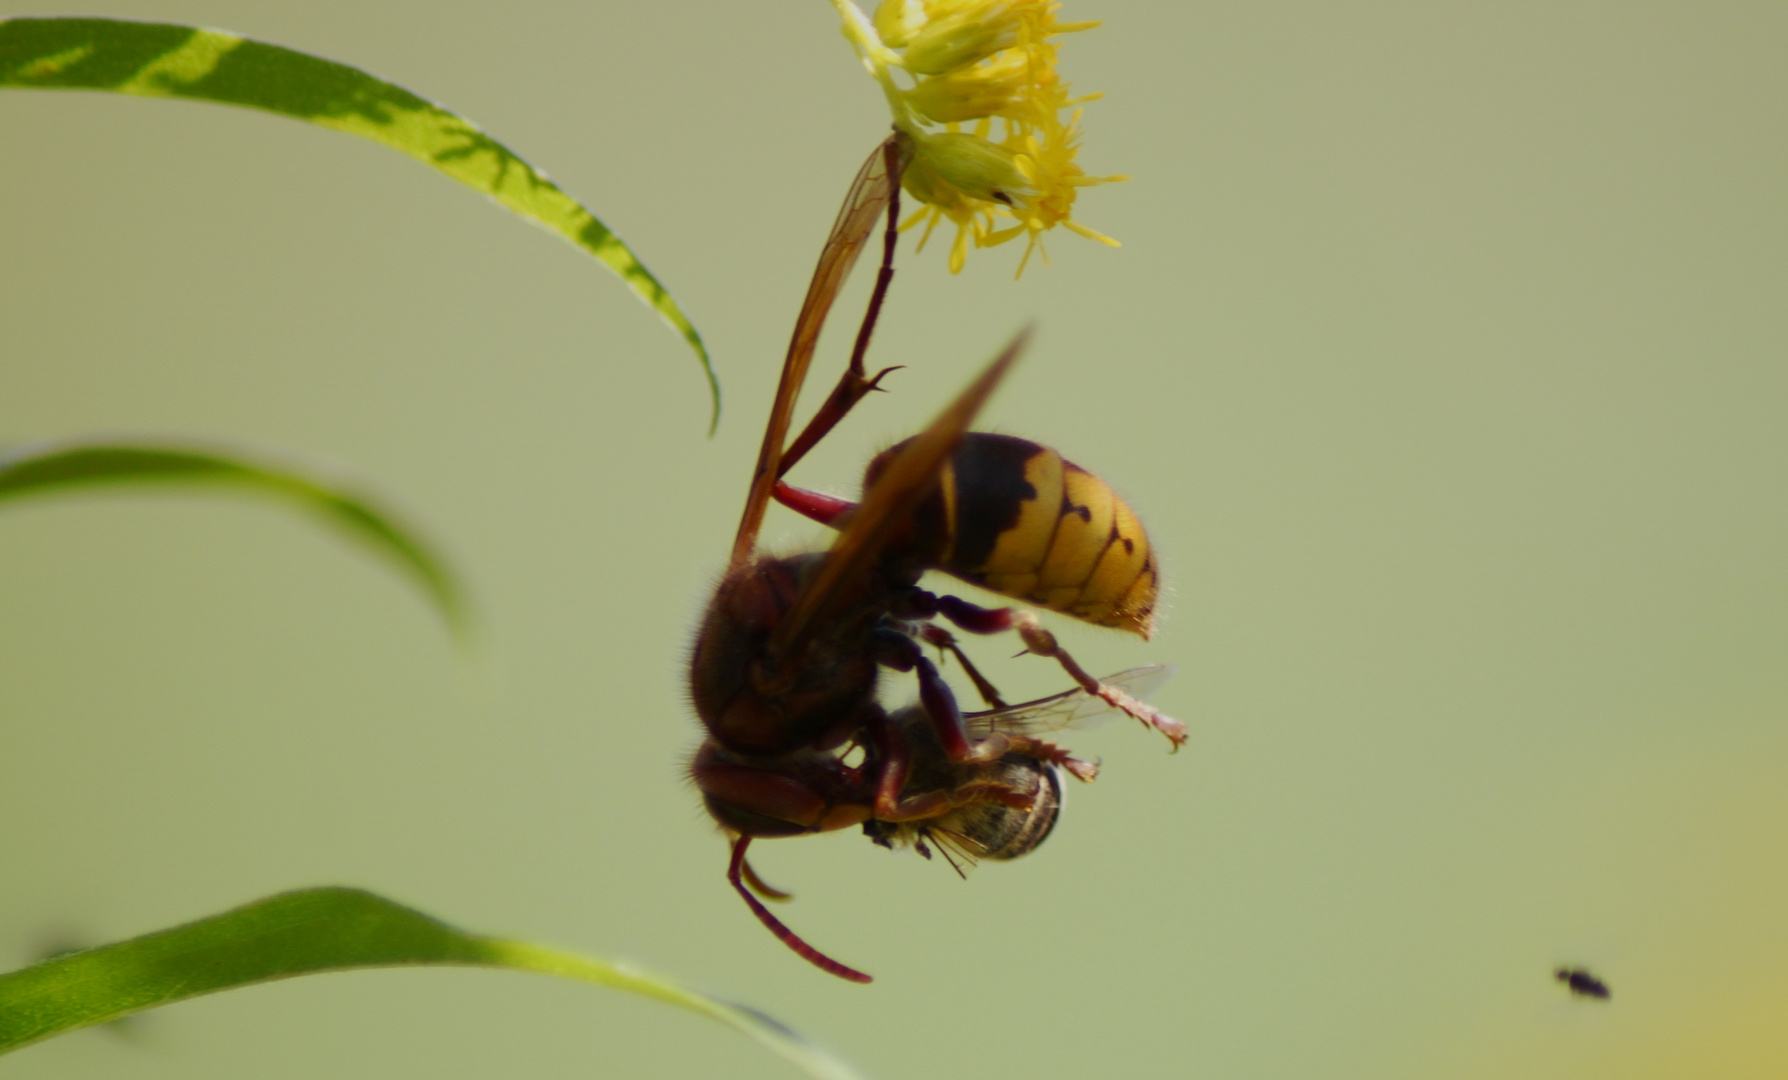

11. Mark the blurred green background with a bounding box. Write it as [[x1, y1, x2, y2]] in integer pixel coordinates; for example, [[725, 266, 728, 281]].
[[3, 2, 1784, 1077]]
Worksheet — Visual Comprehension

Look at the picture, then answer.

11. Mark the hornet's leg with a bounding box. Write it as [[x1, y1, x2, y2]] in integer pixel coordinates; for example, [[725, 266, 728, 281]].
[[740, 857, 793, 902], [872, 626, 1010, 765], [935, 594, 1189, 749], [1001, 734, 1101, 782], [727, 835, 871, 984], [777, 138, 910, 478], [917, 623, 1008, 708]]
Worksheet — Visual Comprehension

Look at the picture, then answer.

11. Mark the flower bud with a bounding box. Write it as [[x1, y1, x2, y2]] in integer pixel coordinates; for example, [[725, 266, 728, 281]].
[[902, 49, 1029, 124], [907, 130, 1034, 208], [901, 5, 1021, 76], [873, 0, 926, 48]]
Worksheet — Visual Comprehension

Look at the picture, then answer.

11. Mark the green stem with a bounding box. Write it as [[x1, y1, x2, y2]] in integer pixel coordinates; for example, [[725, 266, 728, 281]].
[[827, 0, 924, 137]]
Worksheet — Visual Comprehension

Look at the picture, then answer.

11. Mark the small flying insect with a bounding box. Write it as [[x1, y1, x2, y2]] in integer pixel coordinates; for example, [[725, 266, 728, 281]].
[[1554, 966, 1611, 1000], [687, 134, 1180, 983]]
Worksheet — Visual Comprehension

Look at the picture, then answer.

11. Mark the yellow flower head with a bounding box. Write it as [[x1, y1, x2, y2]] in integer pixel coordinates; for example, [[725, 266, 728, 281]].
[[831, 0, 1126, 275]]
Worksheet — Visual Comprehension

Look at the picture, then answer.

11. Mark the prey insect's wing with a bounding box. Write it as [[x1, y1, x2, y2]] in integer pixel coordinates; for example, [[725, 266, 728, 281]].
[[771, 328, 1031, 659], [730, 134, 908, 567], [966, 665, 1176, 737]]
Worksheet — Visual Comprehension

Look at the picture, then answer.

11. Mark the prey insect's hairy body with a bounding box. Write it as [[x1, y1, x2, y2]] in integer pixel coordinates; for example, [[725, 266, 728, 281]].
[[862, 706, 1064, 870], [861, 664, 1176, 872]]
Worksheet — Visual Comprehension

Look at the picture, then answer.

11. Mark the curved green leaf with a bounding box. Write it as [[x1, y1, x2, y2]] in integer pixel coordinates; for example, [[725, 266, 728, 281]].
[[0, 888, 867, 1080], [0, 438, 468, 637], [0, 16, 718, 431]]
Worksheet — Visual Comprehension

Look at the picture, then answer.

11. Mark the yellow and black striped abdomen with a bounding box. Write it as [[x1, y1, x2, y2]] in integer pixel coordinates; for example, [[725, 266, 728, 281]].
[[927, 433, 1158, 637]]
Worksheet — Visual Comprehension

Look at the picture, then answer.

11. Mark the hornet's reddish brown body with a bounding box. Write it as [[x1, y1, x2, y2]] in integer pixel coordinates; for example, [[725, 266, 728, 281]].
[[685, 135, 1182, 984]]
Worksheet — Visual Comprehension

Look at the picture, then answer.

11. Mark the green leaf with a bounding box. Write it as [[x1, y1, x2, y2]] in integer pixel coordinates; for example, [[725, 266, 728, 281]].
[[0, 888, 868, 1080], [0, 438, 469, 638], [0, 16, 719, 432]]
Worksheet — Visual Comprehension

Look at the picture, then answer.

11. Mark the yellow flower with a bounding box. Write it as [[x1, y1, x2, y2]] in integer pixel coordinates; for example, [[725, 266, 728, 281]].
[[902, 47, 1032, 124], [830, 0, 1125, 275], [901, 3, 1024, 75]]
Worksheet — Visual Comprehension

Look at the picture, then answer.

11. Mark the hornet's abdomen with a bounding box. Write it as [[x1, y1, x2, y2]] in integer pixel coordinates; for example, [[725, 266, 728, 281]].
[[871, 433, 1158, 637]]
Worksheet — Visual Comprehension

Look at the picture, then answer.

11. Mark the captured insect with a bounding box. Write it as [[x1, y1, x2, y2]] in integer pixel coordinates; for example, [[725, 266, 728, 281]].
[[687, 134, 1181, 983], [862, 666, 1175, 873], [1554, 966, 1611, 1000]]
